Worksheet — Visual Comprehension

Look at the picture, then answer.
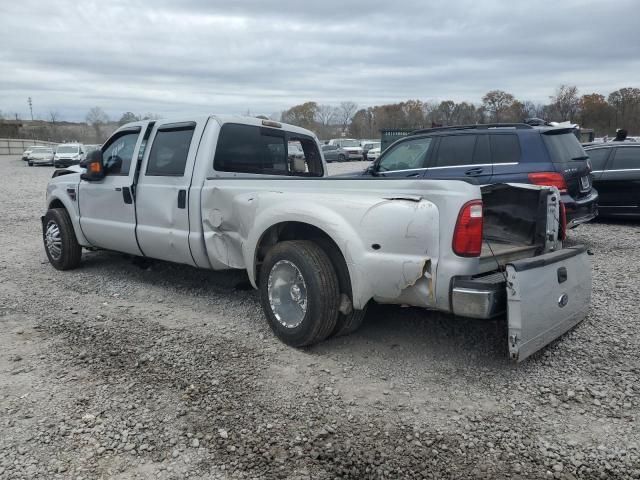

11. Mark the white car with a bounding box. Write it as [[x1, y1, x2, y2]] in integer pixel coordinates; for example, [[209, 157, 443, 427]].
[[27, 147, 55, 166], [54, 144, 86, 168], [22, 145, 38, 161], [367, 146, 381, 161]]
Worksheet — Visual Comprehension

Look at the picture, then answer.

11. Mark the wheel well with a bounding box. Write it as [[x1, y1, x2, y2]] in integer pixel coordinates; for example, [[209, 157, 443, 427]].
[[256, 222, 352, 297], [49, 198, 65, 210]]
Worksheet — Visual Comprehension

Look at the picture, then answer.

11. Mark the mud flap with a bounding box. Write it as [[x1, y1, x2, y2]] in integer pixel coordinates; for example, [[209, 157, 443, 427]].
[[506, 245, 592, 362]]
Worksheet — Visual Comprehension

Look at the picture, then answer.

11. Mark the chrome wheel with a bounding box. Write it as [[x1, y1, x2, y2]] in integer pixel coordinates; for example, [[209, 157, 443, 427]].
[[267, 260, 308, 328], [45, 221, 62, 261]]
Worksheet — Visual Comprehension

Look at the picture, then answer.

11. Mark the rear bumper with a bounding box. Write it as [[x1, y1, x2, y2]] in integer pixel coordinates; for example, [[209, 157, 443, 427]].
[[562, 190, 598, 228], [451, 272, 506, 319]]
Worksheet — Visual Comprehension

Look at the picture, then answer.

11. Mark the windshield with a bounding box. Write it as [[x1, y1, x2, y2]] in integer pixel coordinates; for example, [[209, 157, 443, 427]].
[[340, 140, 360, 148], [57, 145, 79, 154], [32, 147, 52, 153], [543, 132, 587, 163]]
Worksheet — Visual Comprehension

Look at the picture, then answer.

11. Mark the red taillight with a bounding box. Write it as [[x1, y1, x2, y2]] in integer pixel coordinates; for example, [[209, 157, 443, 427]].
[[559, 202, 567, 241], [453, 200, 483, 257], [528, 172, 568, 193]]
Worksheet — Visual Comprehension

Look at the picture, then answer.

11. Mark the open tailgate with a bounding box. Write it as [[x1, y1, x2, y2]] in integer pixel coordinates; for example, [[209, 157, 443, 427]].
[[506, 245, 592, 362]]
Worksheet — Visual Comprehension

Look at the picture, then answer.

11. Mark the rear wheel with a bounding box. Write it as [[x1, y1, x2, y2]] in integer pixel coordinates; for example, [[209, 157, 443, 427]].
[[338, 154, 346, 162], [259, 240, 339, 347], [28, 161, 33, 166], [43, 208, 82, 270]]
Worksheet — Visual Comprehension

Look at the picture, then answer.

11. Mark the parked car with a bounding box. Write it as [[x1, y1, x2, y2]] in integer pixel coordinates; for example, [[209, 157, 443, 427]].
[[27, 147, 55, 166], [54, 143, 86, 168], [321, 144, 348, 162], [585, 143, 640, 218], [327, 138, 363, 160], [356, 123, 598, 228], [361, 141, 380, 161], [366, 145, 381, 161], [42, 115, 592, 361], [22, 145, 38, 161]]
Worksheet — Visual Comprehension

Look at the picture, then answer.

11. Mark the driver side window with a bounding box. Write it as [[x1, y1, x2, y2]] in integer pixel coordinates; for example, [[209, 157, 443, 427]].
[[378, 137, 432, 172], [102, 131, 139, 176]]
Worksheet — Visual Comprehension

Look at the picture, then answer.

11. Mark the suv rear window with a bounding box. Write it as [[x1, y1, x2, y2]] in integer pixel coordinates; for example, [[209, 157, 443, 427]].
[[542, 131, 587, 163]]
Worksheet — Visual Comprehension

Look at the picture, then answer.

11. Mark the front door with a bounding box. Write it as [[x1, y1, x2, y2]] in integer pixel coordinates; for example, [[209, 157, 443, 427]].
[[134, 120, 202, 265], [78, 126, 145, 255], [373, 136, 433, 178]]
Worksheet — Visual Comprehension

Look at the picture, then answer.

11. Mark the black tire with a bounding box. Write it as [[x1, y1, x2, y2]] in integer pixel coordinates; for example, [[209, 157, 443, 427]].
[[28, 162, 33, 166], [259, 240, 340, 347], [43, 208, 82, 270], [314, 238, 368, 337], [338, 154, 346, 162]]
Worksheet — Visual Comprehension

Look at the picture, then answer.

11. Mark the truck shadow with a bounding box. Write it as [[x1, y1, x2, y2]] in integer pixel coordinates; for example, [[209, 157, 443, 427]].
[[78, 251, 513, 367], [314, 303, 511, 367]]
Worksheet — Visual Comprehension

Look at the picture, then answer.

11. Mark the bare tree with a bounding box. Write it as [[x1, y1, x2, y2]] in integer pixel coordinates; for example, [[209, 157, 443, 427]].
[[86, 107, 109, 142], [549, 85, 580, 121], [316, 104, 335, 126], [337, 101, 358, 133], [48, 110, 60, 124]]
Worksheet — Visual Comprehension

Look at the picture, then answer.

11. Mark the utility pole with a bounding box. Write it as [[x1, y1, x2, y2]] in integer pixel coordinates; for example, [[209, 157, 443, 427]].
[[28, 97, 33, 121]]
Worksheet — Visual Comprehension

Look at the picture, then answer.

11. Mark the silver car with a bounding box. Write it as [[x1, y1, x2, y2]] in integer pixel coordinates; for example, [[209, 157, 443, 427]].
[[27, 147, 55, 166]]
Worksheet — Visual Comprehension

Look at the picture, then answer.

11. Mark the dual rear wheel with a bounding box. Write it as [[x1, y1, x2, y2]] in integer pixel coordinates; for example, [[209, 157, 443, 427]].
[[259, 240, 366, 347]]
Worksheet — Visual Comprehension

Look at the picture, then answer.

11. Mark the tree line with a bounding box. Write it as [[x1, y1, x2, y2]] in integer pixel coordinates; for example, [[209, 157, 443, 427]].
[[280, 86, 640, 139]]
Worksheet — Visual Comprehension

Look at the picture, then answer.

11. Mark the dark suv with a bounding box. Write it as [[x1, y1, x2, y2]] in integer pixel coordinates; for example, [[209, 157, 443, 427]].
[[360, 123, 598, 227]]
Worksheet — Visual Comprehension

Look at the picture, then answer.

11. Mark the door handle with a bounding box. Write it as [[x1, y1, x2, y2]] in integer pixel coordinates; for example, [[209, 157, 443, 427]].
[[177, 189, 187, 209], [464, 167, 483, 175]]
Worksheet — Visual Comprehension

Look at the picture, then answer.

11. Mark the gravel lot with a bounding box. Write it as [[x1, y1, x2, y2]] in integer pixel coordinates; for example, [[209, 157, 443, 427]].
[[1, 157, 639, 479]]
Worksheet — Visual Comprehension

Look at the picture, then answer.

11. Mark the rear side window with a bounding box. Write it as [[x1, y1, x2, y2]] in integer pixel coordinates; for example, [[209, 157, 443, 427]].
[[434, 135, 475, 167], [586, 148, 611, 171], [610, 148, 640, 170], [214, 123, 323, 176], [146, 125, 195, 176], [490, 134, 521, 164], [378, 137, 432, 172], [542, 132, 587, 163], [433, 135, 489, 167]]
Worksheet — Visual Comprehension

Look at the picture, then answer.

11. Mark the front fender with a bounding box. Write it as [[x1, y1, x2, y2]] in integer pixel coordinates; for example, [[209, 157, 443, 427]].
[[46, 188, 91, 247]]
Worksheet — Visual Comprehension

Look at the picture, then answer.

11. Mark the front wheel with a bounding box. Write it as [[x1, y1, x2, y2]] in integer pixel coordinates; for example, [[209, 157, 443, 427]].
[[260, 240, 340, 347], [28, 161, 33, 166], [338, 154, 346, 162], [43, 208, 82, 270]]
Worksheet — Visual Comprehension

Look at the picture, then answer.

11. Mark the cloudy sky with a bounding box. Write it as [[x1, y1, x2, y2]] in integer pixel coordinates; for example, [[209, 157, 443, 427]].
[[1, 0, 638, 122]]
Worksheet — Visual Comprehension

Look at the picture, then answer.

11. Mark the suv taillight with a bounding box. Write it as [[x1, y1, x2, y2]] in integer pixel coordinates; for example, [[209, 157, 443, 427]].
[[453, 200, 483, 257], [528, 172, 568, 193]]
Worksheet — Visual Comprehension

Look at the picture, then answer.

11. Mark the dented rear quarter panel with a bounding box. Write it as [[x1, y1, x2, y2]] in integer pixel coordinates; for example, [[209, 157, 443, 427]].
[[198, 177, 481, 310]]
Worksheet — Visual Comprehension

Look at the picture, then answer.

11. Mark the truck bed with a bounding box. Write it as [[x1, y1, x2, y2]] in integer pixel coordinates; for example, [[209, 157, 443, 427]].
[[479, 242, 538, 273]]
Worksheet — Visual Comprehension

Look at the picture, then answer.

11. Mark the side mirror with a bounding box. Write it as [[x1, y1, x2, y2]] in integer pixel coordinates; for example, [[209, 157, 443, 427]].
[[365, 164, 378, 176], [80, 149, 105, 181]]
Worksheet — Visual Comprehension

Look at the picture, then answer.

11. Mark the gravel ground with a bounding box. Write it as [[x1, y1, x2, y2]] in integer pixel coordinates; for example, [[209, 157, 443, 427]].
[[1, 157, 639, 479]]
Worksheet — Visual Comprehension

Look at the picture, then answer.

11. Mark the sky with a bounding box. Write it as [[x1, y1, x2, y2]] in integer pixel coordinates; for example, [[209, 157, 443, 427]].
[[1, 0, 639, 122]]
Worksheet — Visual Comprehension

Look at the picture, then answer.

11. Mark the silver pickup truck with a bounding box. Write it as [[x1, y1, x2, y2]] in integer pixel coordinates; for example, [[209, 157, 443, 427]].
[[42, 116, 592, 361]]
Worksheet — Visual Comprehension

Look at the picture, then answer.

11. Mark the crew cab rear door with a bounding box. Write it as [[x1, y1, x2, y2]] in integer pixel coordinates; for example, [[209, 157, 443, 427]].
[[506, 246, 592, 362], [78, 125, 146, 255], [134, 120, 204, 266]]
